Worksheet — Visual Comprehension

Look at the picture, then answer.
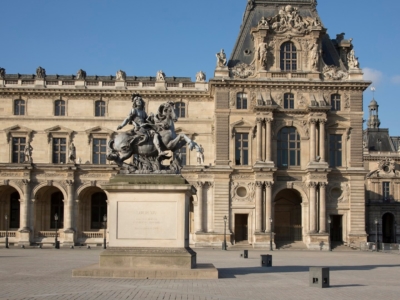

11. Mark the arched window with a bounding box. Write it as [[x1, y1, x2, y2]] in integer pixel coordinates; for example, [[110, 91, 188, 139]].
[[95, 100, 106, 117], [50, 192, 64, 229], [284, 93, 295, 109], [277, 127, 301, 168], [331, 94, 341, 111], [91, 192, 107, 229], [175, 102, 186, 118], [9, 192, 20, 229], [280, 42, 297, 72], [14, 99, 25, 115], [237, 93, 248, 109], [54, 100, 66, 116]]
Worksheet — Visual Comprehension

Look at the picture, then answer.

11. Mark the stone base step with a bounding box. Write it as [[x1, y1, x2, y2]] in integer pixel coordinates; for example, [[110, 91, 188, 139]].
[[72, 263, 218, 279]]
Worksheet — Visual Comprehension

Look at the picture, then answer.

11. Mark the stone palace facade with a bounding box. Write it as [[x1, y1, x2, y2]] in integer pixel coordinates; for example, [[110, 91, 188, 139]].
[[0, 0, 398, 249]]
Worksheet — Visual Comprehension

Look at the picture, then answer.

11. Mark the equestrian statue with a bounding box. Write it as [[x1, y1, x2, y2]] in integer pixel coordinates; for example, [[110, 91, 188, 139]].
[[107, 93, 202, 173]]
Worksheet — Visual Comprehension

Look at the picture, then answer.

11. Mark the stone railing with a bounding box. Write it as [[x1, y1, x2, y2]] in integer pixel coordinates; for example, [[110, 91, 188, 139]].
[[81, 231, 104, 239], [37, 231, 64, 238], [0, 231, 17, 238]]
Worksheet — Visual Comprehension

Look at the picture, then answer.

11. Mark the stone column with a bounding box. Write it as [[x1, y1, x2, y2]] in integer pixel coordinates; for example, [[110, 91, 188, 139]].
[[255, 181, 263, 232], [319, 182, 327, 233], [256, 118, 263, 162], [309, 182, 317, 233], [319, 119, 326, 162], [20, 180, 31, 231], [266, 118, 273, 162], [64, 180, 75, 232], [195, 182, 204, 232], [265, 181, 274, 232], [207, 182, 214, 232], [310, 119, 317, 162]]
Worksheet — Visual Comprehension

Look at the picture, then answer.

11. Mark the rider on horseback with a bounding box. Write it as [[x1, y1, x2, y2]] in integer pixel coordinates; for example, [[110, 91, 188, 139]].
[[117, 94, 167, 157]]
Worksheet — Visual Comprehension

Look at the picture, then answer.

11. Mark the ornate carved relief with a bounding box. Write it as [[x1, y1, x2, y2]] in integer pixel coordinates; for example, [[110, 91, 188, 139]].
[[367, 158, 400, 178], [231, 182, 256, 202], [328, 182, 350, 203], [322, 65, 348, 81], [230, 63, 255, 79]]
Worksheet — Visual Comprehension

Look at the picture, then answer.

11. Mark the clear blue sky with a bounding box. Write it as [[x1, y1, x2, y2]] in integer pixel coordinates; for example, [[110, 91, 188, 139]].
[[1, 1, 399, 134]]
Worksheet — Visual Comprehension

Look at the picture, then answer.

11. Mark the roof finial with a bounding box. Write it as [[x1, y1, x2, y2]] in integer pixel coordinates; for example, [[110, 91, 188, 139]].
[[371, 86, 376, 98]]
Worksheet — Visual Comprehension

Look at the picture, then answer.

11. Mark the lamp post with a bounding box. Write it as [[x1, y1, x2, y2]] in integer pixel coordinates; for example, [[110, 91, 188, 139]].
[[270, 218, 273, 251], [328, 217, 332, 251], [394, 221, 397, 244], [374, 218, 379, 252], [222, 215, 227, 250], [54, 213, 59, 249], [103, 214, 107, 249], [5, 214, 9, 249]]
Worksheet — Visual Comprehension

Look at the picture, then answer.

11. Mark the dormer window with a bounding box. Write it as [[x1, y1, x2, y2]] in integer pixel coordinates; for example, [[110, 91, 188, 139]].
[[280, 42, 297, 72]]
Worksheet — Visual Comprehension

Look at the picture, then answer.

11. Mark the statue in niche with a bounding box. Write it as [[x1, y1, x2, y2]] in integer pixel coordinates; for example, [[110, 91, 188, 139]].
[[24, 142, 33, 163], [197, 144, 204, 165], [110, 93, 202, 174], [347, 49, 360, 69], [257, 42, 268, 69], [69, 142, 76, 163], [310, 43, 319, 71], [196, 71, 206, 82], [116, 70, 126, 81], [76, 69, 86, 80], [36, 66, 46, 79], [156, 70, 166, 81], [216, 49, 227, 68], [258, 17, 268, 27], [0, 68, 5, 78]]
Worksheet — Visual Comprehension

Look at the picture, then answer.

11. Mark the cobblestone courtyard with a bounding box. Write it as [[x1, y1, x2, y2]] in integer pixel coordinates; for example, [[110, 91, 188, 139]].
[[0, 247, 399, 299]]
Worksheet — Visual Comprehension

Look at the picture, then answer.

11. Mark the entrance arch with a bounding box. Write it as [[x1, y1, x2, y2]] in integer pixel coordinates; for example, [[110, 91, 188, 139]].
[[0, 186, 21, 231], [382, 213, 395, 243], [274, 189, 302, 246]]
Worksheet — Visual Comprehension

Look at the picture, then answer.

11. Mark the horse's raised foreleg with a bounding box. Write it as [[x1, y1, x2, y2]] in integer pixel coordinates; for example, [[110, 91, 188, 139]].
[[166, 134, 200, 152]]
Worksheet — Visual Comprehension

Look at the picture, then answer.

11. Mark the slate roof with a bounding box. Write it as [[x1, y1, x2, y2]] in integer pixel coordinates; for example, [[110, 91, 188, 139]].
[[229, 0, 343, 69], [364, 128, 396, 152]]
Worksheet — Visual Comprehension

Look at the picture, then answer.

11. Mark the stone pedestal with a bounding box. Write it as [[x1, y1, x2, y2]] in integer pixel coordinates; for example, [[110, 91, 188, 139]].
[[253, 232, 275, 249], [18, 230, 31, 246], [73, 174, 218, 279], [307, 233, 330, 250], [62, 230, 75, 247], [214, 67, 229, 78]]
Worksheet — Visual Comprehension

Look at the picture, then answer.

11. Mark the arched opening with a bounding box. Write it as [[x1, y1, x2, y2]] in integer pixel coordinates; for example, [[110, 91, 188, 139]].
[[280, 42, 297, 72], [382, 213, 395, 243], [0, 186, 21, 235], [33, 186, 65, 244], [77, 186, 108, 244], [274, 189, 302, 247]]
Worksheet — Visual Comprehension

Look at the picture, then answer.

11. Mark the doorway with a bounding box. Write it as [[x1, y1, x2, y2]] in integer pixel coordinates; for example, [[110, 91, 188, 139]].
[[234, 214, 248, 243], [330, 215, 343, 242], [382, 213, 395, 243], [274, 189, 302, 243]]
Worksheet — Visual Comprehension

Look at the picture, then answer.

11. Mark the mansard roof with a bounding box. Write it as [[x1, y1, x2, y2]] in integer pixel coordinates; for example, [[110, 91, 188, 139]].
[[229, 0, 343, 69], [364, 128, 395, 152]]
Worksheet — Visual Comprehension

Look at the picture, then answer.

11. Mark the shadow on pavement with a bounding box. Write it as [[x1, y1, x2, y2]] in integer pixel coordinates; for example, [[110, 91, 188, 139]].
[[218, 264, 400, 278]]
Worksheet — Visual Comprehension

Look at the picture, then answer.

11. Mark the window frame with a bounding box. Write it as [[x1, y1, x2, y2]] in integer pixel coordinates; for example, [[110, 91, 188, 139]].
[[54, 99, 66, 116], [284, 93, 295, 109], [174, 145, 187, 166], [174, 101, 186, 118], [14, 99, 26, 116], [11, 137, 26, 163], [95, 100, 107, 117], [331, 94, 341, 111], [329, 134, 343, 167], [52, 137, 67, 164], [382, 182, 390, 201], [236, 92, 248, 110], [280, 42, 297, 72], [235, 132, 250, 166], [277, 127, 301, 168]]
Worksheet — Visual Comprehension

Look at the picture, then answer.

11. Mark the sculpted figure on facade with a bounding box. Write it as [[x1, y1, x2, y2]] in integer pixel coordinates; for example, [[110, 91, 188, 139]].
[[109, 93, 202, 173], [257, 42, 268, 69], [156, 70, 166, 81], [197, 144, 204, 165], [36, 66, 46, 79], [69, 142, 76, 163], [24, 142, 33, 163], [310, 42, 319, 71], [0, 67, 5, 78], [116, 70, 126, 81], [247, 0, 255, 11], [367, 158, 399, 178], [216, 49, 227, 68], [258, 16, 268, 28], [196, 71, 206, 82], [323, 65, 348, 81], [347, 49, 360, 69], [76, 69, 86, 80], [230, 63, 255, 78]]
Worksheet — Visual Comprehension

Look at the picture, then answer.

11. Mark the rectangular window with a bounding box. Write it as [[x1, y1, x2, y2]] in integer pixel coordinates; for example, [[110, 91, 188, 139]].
[[236, 93, 248, 109], [175, 145, 187, 166], [95, 101, 106, 117], [383, 182, 390, 201], [93, 138, 107, 164], [52, 138, 67, 163], [14, 100, 25, 115], [331, 94, 341, 111], [12, 137, 26, 163], [235, 133, 249, 166], [284, 94, 294, 109], [329, 134, 342, 167]]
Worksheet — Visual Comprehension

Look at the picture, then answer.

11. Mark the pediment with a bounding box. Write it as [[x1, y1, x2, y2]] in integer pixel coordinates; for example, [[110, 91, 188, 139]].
[[230, 118, 253, 128], [45, 125, 74, 135], [85, 126, 114, 135], [3, 124, 34, 143]]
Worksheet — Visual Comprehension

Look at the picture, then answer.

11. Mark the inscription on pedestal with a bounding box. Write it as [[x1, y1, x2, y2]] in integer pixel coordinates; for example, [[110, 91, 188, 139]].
[[117, 201, 177, 240]]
